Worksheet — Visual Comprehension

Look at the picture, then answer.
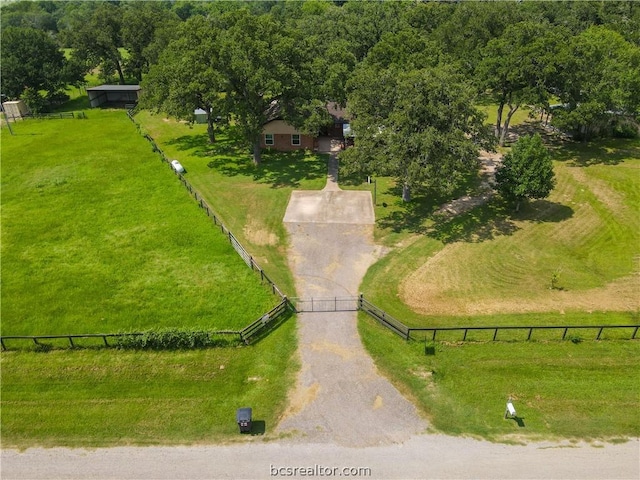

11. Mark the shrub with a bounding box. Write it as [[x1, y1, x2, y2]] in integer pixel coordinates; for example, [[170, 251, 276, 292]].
[[114, 328, 241, 350]]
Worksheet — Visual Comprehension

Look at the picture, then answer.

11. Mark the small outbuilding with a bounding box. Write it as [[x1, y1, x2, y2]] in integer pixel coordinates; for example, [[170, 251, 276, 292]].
[[2, 100, 30, 119], [86, 85, 141, 108]]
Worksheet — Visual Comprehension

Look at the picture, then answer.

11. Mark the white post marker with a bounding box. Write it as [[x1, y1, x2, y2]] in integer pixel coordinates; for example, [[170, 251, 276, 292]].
[[505, 397, 517, 419]]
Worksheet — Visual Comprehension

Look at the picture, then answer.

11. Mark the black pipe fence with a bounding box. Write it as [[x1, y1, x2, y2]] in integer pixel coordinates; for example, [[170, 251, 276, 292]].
[[1, 299, 293, 351], [358, 295, 639, 343], [126, 110, 285, 300]]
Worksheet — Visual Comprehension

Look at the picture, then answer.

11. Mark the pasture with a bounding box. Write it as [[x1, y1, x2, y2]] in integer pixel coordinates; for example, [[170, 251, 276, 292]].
[[1, 111, 298, 447], [1, 111, 277, 336]]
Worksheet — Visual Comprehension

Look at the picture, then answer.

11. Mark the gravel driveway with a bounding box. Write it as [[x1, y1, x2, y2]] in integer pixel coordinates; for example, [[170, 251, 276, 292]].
[[2, 150, 638, 479]]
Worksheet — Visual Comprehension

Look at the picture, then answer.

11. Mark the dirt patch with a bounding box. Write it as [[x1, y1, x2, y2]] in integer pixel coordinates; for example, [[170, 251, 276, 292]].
[[309, 341, 355, 360], [243, 217, 278, 246], [401, 271, 639, 315], [281, 382, 320, 419]]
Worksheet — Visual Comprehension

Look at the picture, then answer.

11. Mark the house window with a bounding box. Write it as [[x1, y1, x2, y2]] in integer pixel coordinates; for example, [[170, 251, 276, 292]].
[[291, 134, 301, 146], [265, 134, 274, 146]]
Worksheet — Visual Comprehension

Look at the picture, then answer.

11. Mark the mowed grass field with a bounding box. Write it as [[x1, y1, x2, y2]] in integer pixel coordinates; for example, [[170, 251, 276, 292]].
[[1, 111, 298, 447], [134, 111, 329, 296], [357, 136, 640, 440], [1, 111, 277, 335], [1, 319, 297, 448]]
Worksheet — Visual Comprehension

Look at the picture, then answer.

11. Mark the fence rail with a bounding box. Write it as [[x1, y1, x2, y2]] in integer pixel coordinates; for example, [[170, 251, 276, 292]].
[[0, 331, 242, 351], [410, 325, 640, 342], [240, 298, 292, 344], [358, 295, 639, 343], [358, 295, 411, 340]]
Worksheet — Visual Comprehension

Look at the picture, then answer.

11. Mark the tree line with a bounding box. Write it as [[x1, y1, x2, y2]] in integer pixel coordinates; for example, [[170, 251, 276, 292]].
[[2, 0, 639, 202]]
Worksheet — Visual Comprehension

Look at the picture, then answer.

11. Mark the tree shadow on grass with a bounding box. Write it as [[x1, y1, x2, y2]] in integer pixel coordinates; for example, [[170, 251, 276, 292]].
[[379, 190, 574, 244], [166, 128, 327, 189], [549, 137, 640, 167]]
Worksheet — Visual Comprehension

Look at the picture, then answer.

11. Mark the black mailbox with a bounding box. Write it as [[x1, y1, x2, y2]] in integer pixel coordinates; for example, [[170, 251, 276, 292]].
[[236, 407, 252, 433]]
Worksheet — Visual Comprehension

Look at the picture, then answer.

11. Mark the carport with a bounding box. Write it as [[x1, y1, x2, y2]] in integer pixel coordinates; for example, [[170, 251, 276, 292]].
[[86, 85, 141, 108]]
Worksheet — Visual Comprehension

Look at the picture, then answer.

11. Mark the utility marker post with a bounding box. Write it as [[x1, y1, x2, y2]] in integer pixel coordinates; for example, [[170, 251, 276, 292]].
[[505, 397, 517, 419]]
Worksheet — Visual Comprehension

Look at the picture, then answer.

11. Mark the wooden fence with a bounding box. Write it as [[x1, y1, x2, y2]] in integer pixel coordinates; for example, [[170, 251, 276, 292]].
[[358, 295, 639, 343], [358, 295, 411, 340], [410, 325, 640, 342], [1, 299, 292, 351]]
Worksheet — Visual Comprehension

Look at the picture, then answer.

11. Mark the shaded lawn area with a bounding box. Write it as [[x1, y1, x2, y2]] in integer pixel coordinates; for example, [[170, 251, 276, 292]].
[[135, 111, 329, 295], [1, 111, 277, 335], [359, 314, 640, 441], [1, 315, 297, 448]]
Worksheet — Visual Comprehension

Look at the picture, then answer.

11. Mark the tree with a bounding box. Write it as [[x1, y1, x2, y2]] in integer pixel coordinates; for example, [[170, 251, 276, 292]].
[[477, 21, 566, 146], [341, 65, 493, 202], [216, 10, 307, 165], [1, 26, 67, 100], [495, 134, 555, 212], [121, 2, 180, 82], [140, 16, 224, 144], [65, 2, 126, 84], [552, 26, 640, 141]]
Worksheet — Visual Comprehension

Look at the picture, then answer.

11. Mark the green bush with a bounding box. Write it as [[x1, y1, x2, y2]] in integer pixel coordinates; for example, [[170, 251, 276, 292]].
[[114, 329, 241, 350]]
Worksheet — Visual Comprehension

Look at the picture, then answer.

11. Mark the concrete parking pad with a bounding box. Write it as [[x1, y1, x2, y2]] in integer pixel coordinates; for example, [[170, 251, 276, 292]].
[[283, 190, 375, 225]]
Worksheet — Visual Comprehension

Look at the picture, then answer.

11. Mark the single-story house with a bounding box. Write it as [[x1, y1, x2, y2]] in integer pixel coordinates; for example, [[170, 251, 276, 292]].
[[260, 101, 350, 152], [260, 119, 317, 151], [86, 85, 141, 108]]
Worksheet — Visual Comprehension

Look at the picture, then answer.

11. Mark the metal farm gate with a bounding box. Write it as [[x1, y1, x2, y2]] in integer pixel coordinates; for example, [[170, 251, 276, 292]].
[[290, 297, 359, 313]]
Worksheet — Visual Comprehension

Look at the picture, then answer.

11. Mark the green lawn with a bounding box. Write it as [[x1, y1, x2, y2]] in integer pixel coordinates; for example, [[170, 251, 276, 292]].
[[1, 315, 297, 448], [134, 111, 329, 295], [1, 109, 298, 447], [1, 111, 277, 335], [360, 314, 640, 441], [358, 137, 639, 440], [362, 138, 639, 319]]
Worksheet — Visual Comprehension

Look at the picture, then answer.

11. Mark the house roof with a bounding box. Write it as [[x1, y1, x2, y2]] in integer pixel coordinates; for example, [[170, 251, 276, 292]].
[[326, 102, 348, 123], [86, 85, 141, 92]]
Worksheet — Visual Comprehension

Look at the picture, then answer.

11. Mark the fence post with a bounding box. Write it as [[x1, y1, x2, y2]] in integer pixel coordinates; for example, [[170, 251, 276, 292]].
[[597, 327, 604, 340], [1, 338, 6, 351], [633, 326, 639, 339], [493, 328, 498, 341], [527, 327, 533, 341], [562, 327, 568, 340], [68, 336, 74, 348], [103, 336, 109, 347]]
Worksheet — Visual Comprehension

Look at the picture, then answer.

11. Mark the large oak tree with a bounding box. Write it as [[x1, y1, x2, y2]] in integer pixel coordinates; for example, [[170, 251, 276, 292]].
[[341, 65, 493, 202]]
